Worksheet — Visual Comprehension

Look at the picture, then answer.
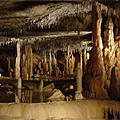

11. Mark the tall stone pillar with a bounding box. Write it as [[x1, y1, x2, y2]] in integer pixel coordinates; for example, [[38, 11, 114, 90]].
[[75, 51, 83, 100], [103, 18, 116, 89], [82, 3, 108, 99], [38, 80, 44, 102], [109, 16, 120, 99], [15, 42, 22, 103]]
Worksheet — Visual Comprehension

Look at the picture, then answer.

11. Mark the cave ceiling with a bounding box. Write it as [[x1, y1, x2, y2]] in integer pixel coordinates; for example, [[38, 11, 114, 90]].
[[0, 0, 119, 51]]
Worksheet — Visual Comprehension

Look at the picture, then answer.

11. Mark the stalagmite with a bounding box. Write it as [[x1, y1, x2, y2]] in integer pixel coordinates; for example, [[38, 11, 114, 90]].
[[38, 80, 44, 102], [103, 18, 116, 89], [15, 42, 22, 103], [75, 50, 83, 100], [18, 77, 22, 103], [109, 67, 120, 99], [111, 16, 120, 99], [83, 3, 108, 99]]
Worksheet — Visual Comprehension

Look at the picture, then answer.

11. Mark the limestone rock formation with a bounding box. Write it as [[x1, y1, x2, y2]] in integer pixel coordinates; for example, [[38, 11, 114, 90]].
[[103, 18, 116, 89], [109, 41, 120, 99], [83, 47, 108, 99], [110, 67, 120, 99], [83, 3, 108, 99]]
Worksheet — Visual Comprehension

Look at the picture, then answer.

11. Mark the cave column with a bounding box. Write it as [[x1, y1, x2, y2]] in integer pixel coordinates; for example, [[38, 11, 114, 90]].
[[38, 79, 44, 102], [75, 50, 83, 100], [15, 42, 22, 103]]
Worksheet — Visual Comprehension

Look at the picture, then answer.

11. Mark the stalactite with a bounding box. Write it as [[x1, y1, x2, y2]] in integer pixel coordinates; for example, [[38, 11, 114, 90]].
[[65, 47, 69, 75], [15, 42, 21, 79], [49, 50, 52, 76], [53, 51, 58, 76], [69, 49, 75, 75], [22, 45, 33, 80], [38, 80, 44, 102], [43, 52, 48, 73]]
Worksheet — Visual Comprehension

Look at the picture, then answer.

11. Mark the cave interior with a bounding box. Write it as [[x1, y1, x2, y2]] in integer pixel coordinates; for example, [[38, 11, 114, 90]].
[[0, 0, 120, 119]]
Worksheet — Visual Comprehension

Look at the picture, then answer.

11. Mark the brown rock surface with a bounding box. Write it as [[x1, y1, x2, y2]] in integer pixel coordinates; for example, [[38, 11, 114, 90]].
[[83, 47, 108, 99], [83, 3, 108, 99], [110, 67, 120, 99], [103, 18, 116, 89]]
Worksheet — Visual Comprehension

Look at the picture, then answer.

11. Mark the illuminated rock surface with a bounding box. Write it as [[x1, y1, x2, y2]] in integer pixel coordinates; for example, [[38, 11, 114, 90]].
[[0, 100, 120, 120]]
